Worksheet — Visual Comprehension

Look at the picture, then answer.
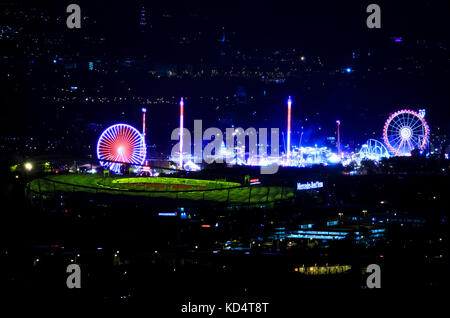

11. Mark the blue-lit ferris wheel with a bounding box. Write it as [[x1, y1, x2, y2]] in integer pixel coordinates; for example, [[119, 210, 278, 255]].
[[383, 109, 430, 156]]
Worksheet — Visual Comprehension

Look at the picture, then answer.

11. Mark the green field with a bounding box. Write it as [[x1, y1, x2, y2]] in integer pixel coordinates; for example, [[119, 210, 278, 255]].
[[28, 174, 294, 205]]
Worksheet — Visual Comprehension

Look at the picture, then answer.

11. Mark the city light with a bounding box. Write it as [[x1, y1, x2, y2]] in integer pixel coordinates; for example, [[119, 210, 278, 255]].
[[24, 162, 33, 171], [158, 212, 178, 217], [297, 181, 324, 191]]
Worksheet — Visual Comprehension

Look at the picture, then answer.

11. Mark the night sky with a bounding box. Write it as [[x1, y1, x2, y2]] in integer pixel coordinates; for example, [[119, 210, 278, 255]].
[[1, 1, 449, 153]]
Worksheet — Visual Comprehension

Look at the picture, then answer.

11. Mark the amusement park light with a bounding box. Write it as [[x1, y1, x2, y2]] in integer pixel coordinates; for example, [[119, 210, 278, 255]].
[[25, 162, 33, 171], [336, 120, 341, 156], [400, 127, 412, 140], [287, 96, 292, 160], [328, 153, 341, 164], [96, 123, 146, 173], [383, 109, 430, 156], [179, 97, 184, 168]]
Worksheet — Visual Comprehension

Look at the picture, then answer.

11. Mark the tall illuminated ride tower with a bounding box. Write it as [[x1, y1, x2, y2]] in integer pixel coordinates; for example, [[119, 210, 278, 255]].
[[179, 97, 184, 168], [336, 120, 341, 156], [287, 96, 292, 160], [142, 107, 147, 140]]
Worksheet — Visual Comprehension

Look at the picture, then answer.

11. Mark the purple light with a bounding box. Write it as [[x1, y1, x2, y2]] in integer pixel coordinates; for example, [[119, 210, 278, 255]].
[[179, 97, 184, 168], [287, 96, 292, 160], [96, 123, 146, 173]]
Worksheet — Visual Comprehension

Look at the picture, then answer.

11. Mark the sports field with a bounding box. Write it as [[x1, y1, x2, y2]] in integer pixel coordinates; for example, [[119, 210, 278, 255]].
[[28, 174, 294, 205]]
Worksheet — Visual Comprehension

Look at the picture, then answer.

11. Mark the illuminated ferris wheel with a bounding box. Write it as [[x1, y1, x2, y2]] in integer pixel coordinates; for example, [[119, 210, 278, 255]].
[[383, 109, 430, 156], [97, 124, 146, 173]]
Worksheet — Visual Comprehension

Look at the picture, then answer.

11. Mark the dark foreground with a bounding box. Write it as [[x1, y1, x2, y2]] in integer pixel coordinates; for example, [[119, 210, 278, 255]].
[[1, 164, 448, 310]]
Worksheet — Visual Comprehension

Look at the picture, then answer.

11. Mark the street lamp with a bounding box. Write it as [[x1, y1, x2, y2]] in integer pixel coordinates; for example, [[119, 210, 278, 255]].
[[25, 162, 33, 171]]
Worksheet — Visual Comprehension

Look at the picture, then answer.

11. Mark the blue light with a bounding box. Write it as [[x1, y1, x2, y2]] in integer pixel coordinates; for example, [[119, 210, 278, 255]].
[[297, 181, 324, 191], [346, 68, 352, 73], [53, 59, 57, 64], [328, 153, 340, 164], [158, 212, 177, 217]]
